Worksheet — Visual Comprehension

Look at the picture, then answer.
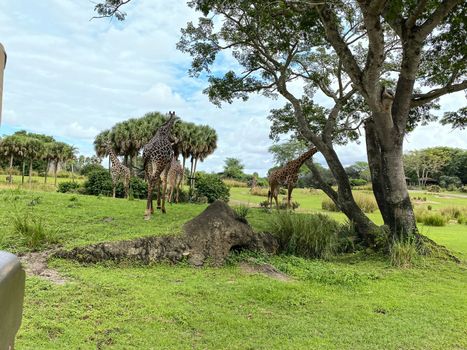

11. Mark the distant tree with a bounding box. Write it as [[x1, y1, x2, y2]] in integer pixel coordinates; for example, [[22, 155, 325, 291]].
[[345, 162, 371, 182], [223, 158, 245, 180]]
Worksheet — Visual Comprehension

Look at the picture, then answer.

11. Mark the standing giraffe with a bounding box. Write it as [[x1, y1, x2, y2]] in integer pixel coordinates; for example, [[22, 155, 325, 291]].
[[142, 111, 177, 219], [162, 157, 184, 203], [268, 147, 318, 209], [105, 140, 131, 198]]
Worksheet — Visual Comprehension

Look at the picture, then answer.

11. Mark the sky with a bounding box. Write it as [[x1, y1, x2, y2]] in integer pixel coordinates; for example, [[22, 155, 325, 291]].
[[0, 0, 465, 176]]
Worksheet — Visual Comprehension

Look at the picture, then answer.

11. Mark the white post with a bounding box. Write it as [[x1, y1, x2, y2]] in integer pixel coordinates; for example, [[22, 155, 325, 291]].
[[0, 43, 6, 125]]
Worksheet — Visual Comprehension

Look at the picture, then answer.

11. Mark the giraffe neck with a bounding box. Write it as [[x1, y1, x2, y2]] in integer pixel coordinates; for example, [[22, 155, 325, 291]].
[[106, 146, 121, 167], [295, 147, 317, 167]]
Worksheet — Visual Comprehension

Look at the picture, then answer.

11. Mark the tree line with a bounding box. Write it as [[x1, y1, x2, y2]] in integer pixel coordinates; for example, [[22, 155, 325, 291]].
[[0, 130, 76, 185]]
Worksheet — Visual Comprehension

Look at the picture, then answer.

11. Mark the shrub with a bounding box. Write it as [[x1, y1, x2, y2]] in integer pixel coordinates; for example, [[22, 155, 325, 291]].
[[13, 212, 58, 250], [115, 176, 148, 199], [278, 201, 300, 210], [427, 205, 432, 211], [268, 212, 340, 259], [439, 175, 462, 190], [250, 187, 269, 197], [349, 178, 368, 186], [426, 185, 441, 192], [194, 173, 230, 203], [57, 181, 81, 193], [390, 236, 420, 268], [83, 169, 113, 196], [80, 163, 106, 176]]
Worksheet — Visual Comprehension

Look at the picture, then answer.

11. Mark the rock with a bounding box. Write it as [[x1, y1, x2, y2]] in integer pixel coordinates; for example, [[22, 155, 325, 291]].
[[55, 200, 278, 266]]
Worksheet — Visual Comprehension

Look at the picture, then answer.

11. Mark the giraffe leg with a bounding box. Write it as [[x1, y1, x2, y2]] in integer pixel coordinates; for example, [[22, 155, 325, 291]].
[[145, 178, 153, 219], [112, 183, 116, 198], [161, 166, 170, 213], [156, 178, 162, 210], [287, 184, 293, 209]]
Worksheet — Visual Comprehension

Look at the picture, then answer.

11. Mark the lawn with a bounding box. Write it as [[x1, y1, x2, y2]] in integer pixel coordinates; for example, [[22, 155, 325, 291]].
[[0, 187, 466, 349]]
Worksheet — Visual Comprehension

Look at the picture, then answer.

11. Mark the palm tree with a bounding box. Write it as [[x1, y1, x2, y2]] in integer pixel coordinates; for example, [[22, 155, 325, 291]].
[[25, 137, 45, 185], [43, 142, 54, 183], [0, 135, 22, 183]]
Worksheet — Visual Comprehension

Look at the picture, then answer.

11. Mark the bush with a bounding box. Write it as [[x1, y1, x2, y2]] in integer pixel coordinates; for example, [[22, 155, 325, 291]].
[[268, 212, 340, 259], [80, 163, 106, 176], [194, 173, 230, 203], [13, 212, 58, 251], [390, 236, 420, 268], [427, 205, 432, 211], [426, 185, 441, 192], [278, 201, 300, 210], [350, 178, 368, 186], [56, 171, 72, 178], [57, 181, 81, 193], [115, 176, 147, 199], [84, 169, 113, 196], [439, 175, 462, 190]]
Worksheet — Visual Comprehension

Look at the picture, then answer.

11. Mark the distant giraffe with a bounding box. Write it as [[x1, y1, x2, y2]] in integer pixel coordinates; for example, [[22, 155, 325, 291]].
[[142, 111, 177, 219], [105, 140, 130, 198], [268, 147, 318, 209], [162, 157, 184, 203]]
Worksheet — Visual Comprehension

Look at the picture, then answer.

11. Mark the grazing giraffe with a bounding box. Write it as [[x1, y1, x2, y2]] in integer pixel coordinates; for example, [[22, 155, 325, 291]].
[[162, 157, 184, 203], [268, 147, 318, 209], [105, 140, 131, 198], [142, 111, 177, 219]]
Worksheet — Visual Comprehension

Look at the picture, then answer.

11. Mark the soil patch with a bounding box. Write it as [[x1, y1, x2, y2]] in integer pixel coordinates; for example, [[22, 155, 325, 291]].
[[19, 250, 67, 285], [239, 262, 292, 282]]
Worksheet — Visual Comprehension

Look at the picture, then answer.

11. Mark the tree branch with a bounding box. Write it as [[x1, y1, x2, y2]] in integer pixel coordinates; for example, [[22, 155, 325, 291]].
[[411, 80, 467, 107], [415, 0, 463, 40]]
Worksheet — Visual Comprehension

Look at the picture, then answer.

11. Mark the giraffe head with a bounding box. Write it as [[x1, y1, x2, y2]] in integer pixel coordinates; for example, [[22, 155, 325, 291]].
[[158, 111, 178, 137]]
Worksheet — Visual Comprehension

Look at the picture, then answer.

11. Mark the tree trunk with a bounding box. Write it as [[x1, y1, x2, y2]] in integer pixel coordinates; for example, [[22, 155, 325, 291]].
[[54, 161, 58, 186], [28, 159, 33, 184], [189, 156, 195, 192], [182, 156, 186, 185], [8, 154, 13, 184], [314, 145, 380, 245], [71, 163, 74, 183], [44, 159, 50, 184], [365, 119, 417, 239], [21, 161, 25, 184]]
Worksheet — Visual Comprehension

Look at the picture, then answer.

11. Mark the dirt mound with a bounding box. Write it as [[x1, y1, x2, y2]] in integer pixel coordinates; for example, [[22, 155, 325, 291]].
[[56, 200, 278, 267]]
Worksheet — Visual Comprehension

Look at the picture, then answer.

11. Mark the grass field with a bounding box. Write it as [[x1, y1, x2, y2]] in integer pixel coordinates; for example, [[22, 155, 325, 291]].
[[1, 186, 466, 349]]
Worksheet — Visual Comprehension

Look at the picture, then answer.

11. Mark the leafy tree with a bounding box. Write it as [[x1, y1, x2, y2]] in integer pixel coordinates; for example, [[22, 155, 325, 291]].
[[175, 0, 466, 243], [345, 162, 371, 182], [223, 158, 245, 180], [194, 173, 230, 203]]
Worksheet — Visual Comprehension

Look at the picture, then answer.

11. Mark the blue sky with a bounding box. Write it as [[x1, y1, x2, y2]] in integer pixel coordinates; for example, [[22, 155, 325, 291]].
[[0, 0, 465, 176]]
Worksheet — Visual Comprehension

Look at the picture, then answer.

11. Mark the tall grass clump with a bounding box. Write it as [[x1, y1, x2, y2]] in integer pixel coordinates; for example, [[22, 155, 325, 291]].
[[440, 206, 466, 220], [13, 212, 58, 250], [250, 187, 269, 197], [390, 236, 420, 268], [321, 193, 377, 213], [268, 211, 340, 259], [234, 205, 250, 223], [223, 179, 248, 188], [414, 208, 447, 226]]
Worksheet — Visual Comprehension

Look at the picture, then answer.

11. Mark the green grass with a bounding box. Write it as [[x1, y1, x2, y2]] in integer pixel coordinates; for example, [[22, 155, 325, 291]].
[[0, 187, 465, 349]]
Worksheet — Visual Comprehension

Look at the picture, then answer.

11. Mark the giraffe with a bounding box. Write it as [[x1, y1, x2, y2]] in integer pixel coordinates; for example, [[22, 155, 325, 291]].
[[105, 140, 131, 198], [268, 147, 318, 209], [142, 111, 177, 219], [161, 157, 184, 203]]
